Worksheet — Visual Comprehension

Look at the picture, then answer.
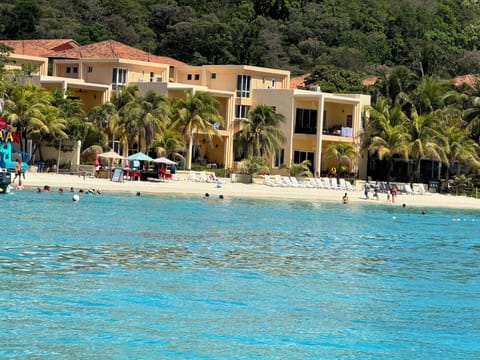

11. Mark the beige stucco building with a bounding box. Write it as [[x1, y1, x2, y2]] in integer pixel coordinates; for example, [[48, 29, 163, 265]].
[[2, 39, 370, 177]]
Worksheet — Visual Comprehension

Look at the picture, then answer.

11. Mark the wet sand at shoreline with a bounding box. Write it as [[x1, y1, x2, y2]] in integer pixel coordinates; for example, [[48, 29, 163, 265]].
[[11, 171, 480, 210]]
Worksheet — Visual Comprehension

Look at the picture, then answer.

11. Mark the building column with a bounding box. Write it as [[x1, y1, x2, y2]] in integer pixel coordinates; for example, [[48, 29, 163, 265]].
[[315, 96, 324, 176]]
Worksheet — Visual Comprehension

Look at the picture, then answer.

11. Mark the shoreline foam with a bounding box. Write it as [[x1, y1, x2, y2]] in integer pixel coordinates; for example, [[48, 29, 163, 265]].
[[12, 171, 480, 210]]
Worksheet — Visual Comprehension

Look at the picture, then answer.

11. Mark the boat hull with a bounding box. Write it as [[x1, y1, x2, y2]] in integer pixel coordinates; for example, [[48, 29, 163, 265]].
[[0, 170, 11, 194]]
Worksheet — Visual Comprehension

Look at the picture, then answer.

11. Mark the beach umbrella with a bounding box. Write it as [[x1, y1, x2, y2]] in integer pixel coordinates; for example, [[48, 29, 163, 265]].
[[127, 152, 154, 161], [153, 157, 176, 165], [98, 150, 124, 159]]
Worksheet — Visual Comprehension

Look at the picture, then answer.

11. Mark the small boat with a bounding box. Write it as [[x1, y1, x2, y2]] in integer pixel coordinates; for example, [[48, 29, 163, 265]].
[[0, 169, 12, 194]]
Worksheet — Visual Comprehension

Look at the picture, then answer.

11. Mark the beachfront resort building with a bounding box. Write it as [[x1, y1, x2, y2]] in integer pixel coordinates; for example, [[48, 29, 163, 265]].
[[2, 39, 370, 178]]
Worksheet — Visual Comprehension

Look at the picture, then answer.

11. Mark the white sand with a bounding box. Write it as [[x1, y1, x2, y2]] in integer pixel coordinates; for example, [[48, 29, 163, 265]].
[[12, 171, 480, 210]]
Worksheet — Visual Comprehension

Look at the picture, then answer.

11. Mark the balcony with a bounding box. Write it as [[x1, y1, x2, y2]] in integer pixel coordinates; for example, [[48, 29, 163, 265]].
[[322, 125, 353, 137]]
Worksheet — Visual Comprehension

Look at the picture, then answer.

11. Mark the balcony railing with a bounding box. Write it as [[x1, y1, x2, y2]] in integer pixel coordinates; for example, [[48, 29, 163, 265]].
[[323, 126, 353, 137]]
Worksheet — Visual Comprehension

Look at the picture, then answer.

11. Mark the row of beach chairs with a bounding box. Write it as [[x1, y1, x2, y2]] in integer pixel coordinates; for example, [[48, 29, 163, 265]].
[[264, 175, 356, 191], [375, 182, 430, 196], [187, 170, 218, 183]]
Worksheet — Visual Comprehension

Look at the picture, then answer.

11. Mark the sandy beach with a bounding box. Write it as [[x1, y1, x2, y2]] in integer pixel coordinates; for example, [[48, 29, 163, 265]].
[[10, 170, 480, 210]]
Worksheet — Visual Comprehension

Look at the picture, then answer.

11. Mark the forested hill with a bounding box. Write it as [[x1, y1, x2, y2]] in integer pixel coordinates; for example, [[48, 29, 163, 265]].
[[2, 0, 480, 79]]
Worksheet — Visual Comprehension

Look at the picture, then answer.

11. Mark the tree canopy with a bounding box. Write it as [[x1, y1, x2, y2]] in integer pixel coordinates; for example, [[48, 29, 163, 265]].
[[2, 0, 480, 79]]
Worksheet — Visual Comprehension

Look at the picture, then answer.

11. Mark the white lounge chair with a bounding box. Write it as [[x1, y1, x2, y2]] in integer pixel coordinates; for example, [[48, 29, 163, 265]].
[[345, 181, 355, 191], [330, 177, 341, 190], [198, 171, 208, 182], [282, 176, 296, 187], [290, 177, 306, 188], [264, 175, 278, 187], [315, 178, 325, 188], [404, 184, 419, 195], [187, 170, 197, 181], [321, 177, 333, 189], [417, 183, 430, 195], [338, 178, 347, 190], [309, 178, 320, 188], [274, 175, 288, 187]]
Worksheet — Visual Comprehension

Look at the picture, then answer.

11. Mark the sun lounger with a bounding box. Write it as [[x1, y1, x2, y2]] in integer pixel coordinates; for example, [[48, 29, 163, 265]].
[[274, 175, 288, 187], [404, 183, 418, 195], [308, 178, 319, 188], [187, 170, 197, 181], [417, 183, 430, 195], [198, 171, 208, 182], [290, 177, 306, 187], [282, 176, 297, 187], [345, 180, 355, 191], [314, 178, 323, 188], [264, 175, 278, 187], [330, 177, 341, 190], [321, 177, 333, 189]]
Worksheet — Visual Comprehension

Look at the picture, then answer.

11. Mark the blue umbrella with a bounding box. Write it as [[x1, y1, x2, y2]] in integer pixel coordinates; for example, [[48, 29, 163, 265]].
[[126, 152, 154, 161]]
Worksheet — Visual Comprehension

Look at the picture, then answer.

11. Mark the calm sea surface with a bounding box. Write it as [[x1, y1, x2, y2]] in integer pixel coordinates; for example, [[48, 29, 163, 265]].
[[0, 190, 479, 359]]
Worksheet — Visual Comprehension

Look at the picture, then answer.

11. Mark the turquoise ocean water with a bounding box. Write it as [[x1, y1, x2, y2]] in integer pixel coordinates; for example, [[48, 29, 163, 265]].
[[0, 190, 479, 359]]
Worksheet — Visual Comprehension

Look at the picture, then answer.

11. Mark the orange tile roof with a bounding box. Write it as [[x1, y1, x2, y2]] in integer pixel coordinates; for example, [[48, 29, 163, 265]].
[[452, 74, 479, 87], [362, 76, 377, 86], [49, 40, 187, 67], [1, 39, 79, 57], [290, 74, 309, 89]]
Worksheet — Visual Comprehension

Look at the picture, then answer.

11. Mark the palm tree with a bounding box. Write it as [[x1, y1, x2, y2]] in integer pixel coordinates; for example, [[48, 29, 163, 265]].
[[28, 104, 67, 161], [171, 91, 224, 169], [289, 159, 313, 177], [240, 156, 270, 182], [324, 143, 359, 176], [363, 98, 411, 180], [436, 122, 480, 184], [109, 86, 140, 154], [407, 109, 443, 182], [3, 83, 53, 153], [151, 127, 185, 161], [87, 101, 119, 149], [406, 76, 454, 115], [234, 104, 285, 159]]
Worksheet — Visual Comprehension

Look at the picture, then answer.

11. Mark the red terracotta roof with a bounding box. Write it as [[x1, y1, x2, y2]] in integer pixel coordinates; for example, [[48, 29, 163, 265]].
[[49, 40, 187, 67], [451, 74, 479, 87], [362, 76, 377, 86], [1, 39, 79, 57], [290, 74, 309, 89]]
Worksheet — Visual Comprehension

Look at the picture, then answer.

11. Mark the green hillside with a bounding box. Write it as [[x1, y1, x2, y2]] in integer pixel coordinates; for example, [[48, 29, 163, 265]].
[[2, 0, 480, 78]]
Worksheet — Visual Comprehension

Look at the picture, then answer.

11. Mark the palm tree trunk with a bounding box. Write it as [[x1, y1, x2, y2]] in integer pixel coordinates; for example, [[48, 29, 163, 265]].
[[185, 139, 193, 170], [387, 158, 394, 181]]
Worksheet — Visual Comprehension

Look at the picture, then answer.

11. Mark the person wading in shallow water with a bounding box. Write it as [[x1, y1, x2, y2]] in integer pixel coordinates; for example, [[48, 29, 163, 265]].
[[13, 158, 24, 188]]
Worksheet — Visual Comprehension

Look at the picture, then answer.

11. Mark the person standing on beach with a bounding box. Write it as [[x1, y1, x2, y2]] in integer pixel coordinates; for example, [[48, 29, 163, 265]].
[[13, 158, 23, 186], [364, 181, 371, 199], [390, 186, 397, 203]]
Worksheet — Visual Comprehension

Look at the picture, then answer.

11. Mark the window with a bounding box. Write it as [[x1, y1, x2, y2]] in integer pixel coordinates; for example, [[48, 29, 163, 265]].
[[73, 67, 78, 74], [87, 66, 93, 73], [294, 151, 314, 172], [271, 79, 276, 88], [346, 115, 353, 128], [66, 67, 71, 74], [112, 68, 128, 89], [236, 75, 251, 98], [273, 149, 284, 168], [187, 74, 192, 80], [235, 105, 250, 119], [211, 73, 216, 79], [150, 72, 154, 82], [194, 74, 200, 80], [295, 108, 317, 134]]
